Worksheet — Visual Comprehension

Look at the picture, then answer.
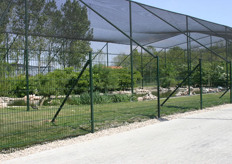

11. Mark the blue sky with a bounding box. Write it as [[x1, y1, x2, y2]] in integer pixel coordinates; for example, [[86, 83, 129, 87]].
[[134, 0, 232, 27]]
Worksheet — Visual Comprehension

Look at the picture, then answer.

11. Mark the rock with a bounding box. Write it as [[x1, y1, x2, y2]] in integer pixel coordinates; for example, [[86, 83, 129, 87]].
[[111, 91, 131, 95], [143, 92, 157, 100], [175, 92, 182, 96], [202, 88, 209, 94], [160, 87, 168, 93], [24, 95, 42, 105], [0, 98, 7, 108], [135, 89, 149, 95]]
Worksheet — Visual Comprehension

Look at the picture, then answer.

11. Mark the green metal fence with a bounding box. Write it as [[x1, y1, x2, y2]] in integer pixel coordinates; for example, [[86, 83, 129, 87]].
[[0, 0, 232, 153], [1, 41, 232, 152]]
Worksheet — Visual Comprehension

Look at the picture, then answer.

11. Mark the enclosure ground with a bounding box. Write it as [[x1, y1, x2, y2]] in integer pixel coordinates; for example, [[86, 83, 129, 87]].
[[1, 104, 232, 163], [0, 92, 230, 151]]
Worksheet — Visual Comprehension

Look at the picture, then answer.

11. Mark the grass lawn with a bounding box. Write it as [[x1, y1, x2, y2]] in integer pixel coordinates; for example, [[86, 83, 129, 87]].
[[0, 92, 230, 152]]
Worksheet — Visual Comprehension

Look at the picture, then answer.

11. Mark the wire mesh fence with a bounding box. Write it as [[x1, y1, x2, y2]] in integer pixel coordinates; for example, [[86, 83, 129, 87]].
[[1, 44, 231, 152], [0, 0, 232, 153]]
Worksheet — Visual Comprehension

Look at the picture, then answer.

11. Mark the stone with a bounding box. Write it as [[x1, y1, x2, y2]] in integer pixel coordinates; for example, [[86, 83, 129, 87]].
[[137, 97, 143, 102], [135, 89, 149, 95], [142, 92, 157, 100], [0, 98, 7, 108]]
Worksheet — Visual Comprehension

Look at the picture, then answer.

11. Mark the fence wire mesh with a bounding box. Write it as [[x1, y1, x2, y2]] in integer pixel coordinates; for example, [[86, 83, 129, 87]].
[[0, 0, 232, 152]]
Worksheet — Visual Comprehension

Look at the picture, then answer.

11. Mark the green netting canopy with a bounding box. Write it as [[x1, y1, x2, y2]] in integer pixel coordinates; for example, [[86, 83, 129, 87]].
[[1, 0, 232, 50]]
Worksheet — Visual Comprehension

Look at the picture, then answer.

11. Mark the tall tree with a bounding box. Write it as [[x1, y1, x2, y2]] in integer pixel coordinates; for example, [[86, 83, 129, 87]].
[[56, 0, 92, 69]]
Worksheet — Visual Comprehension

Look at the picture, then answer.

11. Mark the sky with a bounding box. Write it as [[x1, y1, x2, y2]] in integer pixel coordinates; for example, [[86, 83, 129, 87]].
[[133, 0, 232, 27]]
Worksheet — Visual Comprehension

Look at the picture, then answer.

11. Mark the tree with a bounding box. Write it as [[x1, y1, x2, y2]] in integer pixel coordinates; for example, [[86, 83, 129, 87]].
[[56, 0, 93, 69]]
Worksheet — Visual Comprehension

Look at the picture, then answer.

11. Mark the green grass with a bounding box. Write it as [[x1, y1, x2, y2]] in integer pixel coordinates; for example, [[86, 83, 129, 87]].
[[0, 92, 230, 152]]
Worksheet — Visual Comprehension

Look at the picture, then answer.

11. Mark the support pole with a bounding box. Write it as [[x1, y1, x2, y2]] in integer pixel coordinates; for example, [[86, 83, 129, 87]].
[[25, 0, 30, 111], [199, 59, 203, 110], [141, 48, 144, 89], [106, 42, 109, 67], [161, 63, 200, 106], [48, 43, 51, 73], [129, 0, 134, 94], [226, 27, 229, 87], [189, 35, 192, 95], [157, 56, 160, 118], [220, 87, 230, 99], [164, 49, 167, 68], [89, 52, 94, 133], [6, 33, 9, 63], [210, 35, 213, 62], [186, 16, 191, 96], [51, 59, 90, 122], [230, 61, 232, 103]]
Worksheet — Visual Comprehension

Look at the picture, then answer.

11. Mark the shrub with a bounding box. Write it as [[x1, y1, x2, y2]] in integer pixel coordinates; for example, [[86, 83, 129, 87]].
[[110, 94, 131, 103], [160, 77, 177, 88], [67, 92, 135, 105]]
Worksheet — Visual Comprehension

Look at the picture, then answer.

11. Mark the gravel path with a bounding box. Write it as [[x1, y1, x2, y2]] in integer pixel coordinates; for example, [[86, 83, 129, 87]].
[[1, 104, 232, 163]]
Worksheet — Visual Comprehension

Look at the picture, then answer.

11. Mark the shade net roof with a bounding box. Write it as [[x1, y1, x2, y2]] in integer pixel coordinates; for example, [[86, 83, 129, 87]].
[[1, 0, 232, 50]]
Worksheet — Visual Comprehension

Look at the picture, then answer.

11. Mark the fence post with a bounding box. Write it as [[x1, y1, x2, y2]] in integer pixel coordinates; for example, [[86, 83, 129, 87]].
[[129, 0, 134, 94], [157, 56, 160, 118], [89, 52, 94, 133], [230, 61, 232, 103], [25, 0, 30, 111], [141, 48, 144, 89], [199, 59, 203, 109]]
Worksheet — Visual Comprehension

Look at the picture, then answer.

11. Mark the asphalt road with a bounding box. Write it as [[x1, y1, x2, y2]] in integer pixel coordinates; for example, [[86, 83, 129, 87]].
[[3, 106, 232, 164]]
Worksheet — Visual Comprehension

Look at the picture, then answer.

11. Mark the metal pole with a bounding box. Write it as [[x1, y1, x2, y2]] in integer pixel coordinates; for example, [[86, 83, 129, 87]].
[[199, 59, 203, 109], [48, 43, 51, 73], [25, 0, 30, 111], [106, 42, 109, 67], [157, 56, 160, 118], [89, 52, 94, 133], [6, 33, 9, 63], [141, 48, 144, 89], [230, 61, 232, 103], [161, 63, 200, 106], [51, 60, 90, 122], [164, 49, 167, 68], [226, 27, 229, 88], [129, 0, 134, 94], [186, 16, 191, 96], [189, 34, 192, 96], [210, 35, 213, 62]]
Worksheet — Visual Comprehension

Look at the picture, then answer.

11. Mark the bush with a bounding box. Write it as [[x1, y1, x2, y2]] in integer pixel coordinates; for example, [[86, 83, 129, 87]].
[[110, 94, 131, 103], [1, 66, 142, 98], [67, 96, 81, 105], [79, 92, 112, 105], [67, 92, 135, 105], [43, 98, 62, 106], [160, 77, 177, 88]]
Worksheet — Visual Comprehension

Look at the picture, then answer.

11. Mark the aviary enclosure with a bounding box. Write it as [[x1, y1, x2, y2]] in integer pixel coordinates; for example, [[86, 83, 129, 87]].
[[1, 0, 232, 151]]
